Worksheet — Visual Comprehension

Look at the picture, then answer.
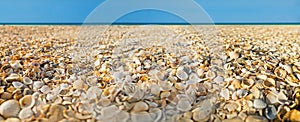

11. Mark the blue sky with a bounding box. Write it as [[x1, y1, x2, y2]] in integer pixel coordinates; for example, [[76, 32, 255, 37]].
[[0, 0, 299, 23]]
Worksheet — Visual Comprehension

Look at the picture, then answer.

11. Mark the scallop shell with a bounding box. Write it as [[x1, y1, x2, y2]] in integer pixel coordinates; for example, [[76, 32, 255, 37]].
[[18, 107, 33, 120], [19, 95, 35, 109], [253, 99, 267, 109], [22, 77, 33, 85], [265, 105, 277, 120], [0, 99, 20, 118], [176, 67, 188, 81]]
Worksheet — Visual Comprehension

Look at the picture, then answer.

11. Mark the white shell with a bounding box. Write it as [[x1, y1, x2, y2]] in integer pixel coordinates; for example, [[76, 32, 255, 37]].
[[176, 67, 188, 80], [18, 108, 33, 120], [0, 100, 20, 118], [253, 99, 267, 109]]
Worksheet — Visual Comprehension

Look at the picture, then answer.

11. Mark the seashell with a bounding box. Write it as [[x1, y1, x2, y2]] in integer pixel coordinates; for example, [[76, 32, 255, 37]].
[[257, 74, 267, 80], [73, 80, 87, 90], [75, 112, 92, 120], [192, 99, 212, 121], [265, 105, 277, 120], [48, 104, 66, 121], [12, 82, 24, 89], [238, 112, 247, 121], [86, 76, 98, 86], [19, 95, 35, 108], [5, 73, 20, 83], [176, 99, 192, 112], [229, 51, 239, 60], [289, 109, 300, 122], [236, 89, 248, 98], [245, 115, 268, 122], [263, 78, 276, 88], [206, 70, 216, 80], [1, 92, 12, 100], [5, 118, 20, 122], [226, 112, 238, 119], [266, 91, 278, 104], [213, 76, 224, 83], [33, 81, 44, 89], [253, 99, 267, 109], [98, 97, 111, 107], [116, 110, 130, 122], [0, 99, 20, 118], [220, 88, 230, 100], [18, 107, 34, 120], [197, 68, 205, 77], [40, 85, 51, 94], [241, 78, 254, 89], [131, 111, 153, 122], [176, 67, 188, 81], [280, 64, 292, 74], [150, 84, 161, 96], [274, 67, 287, 79], [100, 105, 119, 120], [155, 70, 168, 81], [158, 81, 172, 91], [277, 91, 288, 104], [86, 86, 102, 100], [149, 108, 162, 121], [132, 101, 149, 112], [277, 105, 290, 121], [22, 77, 33, 85]]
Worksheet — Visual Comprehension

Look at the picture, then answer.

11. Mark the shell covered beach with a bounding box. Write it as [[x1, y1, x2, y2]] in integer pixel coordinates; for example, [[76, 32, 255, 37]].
[[0, 25, 300, 122]]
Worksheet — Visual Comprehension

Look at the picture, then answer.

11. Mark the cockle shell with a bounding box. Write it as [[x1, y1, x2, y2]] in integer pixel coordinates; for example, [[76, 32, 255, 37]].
[[0, 100, 20, 118], [19, 95, 35, 108]]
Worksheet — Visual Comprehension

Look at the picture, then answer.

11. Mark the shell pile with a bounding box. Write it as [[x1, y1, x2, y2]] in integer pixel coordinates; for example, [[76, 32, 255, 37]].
[[0, 25, 300, 122]]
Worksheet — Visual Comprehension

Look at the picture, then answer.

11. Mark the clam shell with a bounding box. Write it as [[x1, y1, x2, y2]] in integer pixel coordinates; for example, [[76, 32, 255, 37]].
[[176, 99, 192, 112], [33, 81, 44, 89], [19, 95, 35, 108], [18, 107, 33, 120], [277, 91, 288, 104], [73, 80, 87, 90], [206, 70, 216, 80], [266, 91, 278, 104], [274, 67, 287, 79], [265, 105, 277, 120], [253, 99, 267, 109], [132, 101, 149, 112], [176, 67, 188, 81], [5, 73, 20, 83], [22, 77, 33, 85], [0, 99, 20, 118], [220, 88, 230, 100], [12, 82, 24, 89], [236, 89, 248, 98], [40, 85, 51, 94], [263, 78, 276, 88], [116, 110, 130, 122], [242, 79, 254, 89]]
